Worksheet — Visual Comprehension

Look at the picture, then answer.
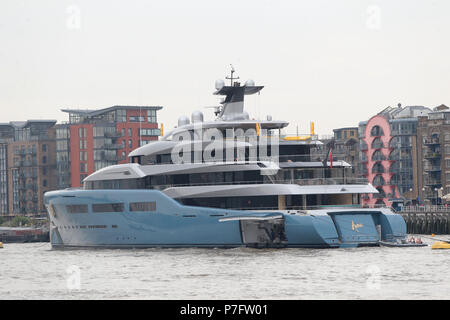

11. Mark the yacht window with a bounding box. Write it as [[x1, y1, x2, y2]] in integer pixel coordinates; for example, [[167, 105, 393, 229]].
[[234, 171, 244, 182], [66, 204, 89, 214], [129, 202, 156, 212], [224, 172, 233, 182], [92, 203, 124, 213]]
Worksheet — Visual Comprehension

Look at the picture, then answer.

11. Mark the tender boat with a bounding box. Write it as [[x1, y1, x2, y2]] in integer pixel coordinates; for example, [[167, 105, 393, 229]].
[[431, 241, 450, 249]]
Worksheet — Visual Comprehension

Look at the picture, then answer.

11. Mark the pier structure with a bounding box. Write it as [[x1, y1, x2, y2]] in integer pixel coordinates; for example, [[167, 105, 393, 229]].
[[398, 205, 450, 234]]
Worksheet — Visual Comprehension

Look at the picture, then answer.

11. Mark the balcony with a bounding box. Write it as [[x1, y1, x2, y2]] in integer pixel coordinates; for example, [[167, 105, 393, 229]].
[[388, 179, 399, 186], [424, 178, 442, 187], [104, 143, 123, 150], [359, 168, 368, 176], [105, 131, 122, 138], [388, 154, 400, 161], [104, 154, 127, 162], [372, 154, 386, 161], [372, 165, 385, 174], [25, 194, 38, 202], [25, 172, 38, 178], [359, 141, 368, 151], [22, 160, 38, 167], [372, 176, 386, 187], [25, 184, 38, 191], [424, 152, 441, 159], [424, 165, 441, 172], [14, 149, 26, 155], [424, 138, 440, 146]]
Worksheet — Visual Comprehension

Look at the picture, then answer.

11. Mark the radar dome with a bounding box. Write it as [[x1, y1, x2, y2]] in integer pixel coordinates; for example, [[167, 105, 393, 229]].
[[245, 79, 255, 87], [178, 115, 190, 127], [191, 111, 204, 123], [215, 79, 225, 90]]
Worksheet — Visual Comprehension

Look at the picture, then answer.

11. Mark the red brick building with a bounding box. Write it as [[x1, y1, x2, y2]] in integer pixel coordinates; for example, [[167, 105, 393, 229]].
[[55, 106, 163, 188]]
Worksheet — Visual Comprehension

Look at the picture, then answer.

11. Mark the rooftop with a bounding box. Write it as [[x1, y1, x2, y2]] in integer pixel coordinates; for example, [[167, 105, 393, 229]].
[[61, 105, 163, 117]]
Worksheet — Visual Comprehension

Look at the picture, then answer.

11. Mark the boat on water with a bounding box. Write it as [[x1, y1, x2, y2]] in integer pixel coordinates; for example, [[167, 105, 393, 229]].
[[44, 71, 408, 249], [431, 241, 450, 249]]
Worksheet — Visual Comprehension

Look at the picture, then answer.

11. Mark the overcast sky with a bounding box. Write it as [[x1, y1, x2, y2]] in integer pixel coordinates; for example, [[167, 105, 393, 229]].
[[1, 0, 449, 135]]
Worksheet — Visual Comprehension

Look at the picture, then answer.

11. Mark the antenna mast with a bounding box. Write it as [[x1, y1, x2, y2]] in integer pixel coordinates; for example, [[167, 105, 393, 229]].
[[225, 64, 239, 86]]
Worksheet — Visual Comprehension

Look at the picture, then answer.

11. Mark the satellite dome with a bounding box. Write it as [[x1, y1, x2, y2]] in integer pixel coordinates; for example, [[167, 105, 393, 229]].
[[178, 115, 190, 127], [245, 79, 255, 87], [215, 79, 225, 90], [191, 111, 204, 123]]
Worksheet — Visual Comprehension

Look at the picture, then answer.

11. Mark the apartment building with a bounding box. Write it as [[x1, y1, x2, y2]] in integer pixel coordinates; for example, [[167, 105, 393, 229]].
[[358, 105, 431, 208], [0, 120, 57, 217], [56, 105, 163, 188]]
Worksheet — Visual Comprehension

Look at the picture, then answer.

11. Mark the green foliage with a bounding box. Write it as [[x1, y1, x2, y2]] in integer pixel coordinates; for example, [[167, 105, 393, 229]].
[[10, 216, 32, 227]]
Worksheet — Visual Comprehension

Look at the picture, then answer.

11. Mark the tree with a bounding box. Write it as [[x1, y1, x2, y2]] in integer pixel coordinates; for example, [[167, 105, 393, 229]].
[[10, 216, 31, 227]]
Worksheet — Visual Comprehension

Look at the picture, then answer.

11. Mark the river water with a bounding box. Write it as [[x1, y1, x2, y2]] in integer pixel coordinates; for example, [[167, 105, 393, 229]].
[[1, 236, 449, 300]]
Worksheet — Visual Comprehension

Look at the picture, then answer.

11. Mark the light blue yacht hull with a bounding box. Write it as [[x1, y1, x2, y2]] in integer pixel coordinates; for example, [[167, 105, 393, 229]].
[[44, 189, 406, 249]]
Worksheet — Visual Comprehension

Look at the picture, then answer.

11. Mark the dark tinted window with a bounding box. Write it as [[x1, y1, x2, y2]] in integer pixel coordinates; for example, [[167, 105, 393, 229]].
[[92, 203, 124, 213], [66, 204, 89, 214], [129, 202, 156, 212]]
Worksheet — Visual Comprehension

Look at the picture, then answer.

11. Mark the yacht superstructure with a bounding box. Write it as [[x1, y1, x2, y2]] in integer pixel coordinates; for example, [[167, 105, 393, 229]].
[[44, 71, 407, 248]]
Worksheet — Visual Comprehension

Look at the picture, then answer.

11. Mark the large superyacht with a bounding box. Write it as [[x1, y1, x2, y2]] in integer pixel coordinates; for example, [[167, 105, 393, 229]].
[[44, 71, 407, 249]]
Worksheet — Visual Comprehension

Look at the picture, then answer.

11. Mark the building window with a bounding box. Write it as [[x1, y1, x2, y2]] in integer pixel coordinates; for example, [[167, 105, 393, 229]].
[[371, 138, 384, 149], [78, 128, 87, 138], [129, 116, 145, 122], [139, 128, 161, 136], [121, 128, 125, 137], [147, 110, 157, 123], [371, 126, 384, 137], [128, 128, 132, 137], [129, 140, 132, 148], [42, 144, 47, 152], [43, 179, 47, 187], [42, 156, 47, 164]]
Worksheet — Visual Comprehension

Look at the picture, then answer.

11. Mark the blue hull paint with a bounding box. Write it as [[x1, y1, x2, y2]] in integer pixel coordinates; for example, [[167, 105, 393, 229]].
[[44, 189, 407, 249]]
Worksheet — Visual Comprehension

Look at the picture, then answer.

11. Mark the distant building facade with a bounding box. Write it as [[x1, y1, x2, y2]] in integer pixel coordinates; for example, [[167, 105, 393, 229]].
[[332, 127, 359, 172], [358, 105, 431, 207], [0, 121, 57, 217], [56, 106, 163, 188], [416, 104, 450, 204]]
